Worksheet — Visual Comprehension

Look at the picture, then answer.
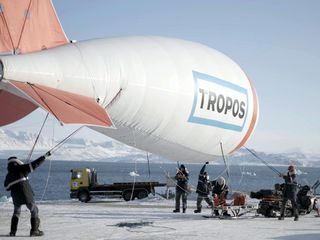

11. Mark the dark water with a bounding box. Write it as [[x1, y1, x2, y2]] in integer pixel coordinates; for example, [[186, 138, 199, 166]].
[[1, 159, 319, 201]]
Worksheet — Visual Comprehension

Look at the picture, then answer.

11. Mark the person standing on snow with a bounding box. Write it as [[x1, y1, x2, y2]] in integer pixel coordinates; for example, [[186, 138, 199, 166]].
[[194, 162, 213, 213], [278, 165, 299, 221], [211, 176, 230, 217], [173, 164, 189, 213], [314, 199, 320, 217], [4, 152, 51, 237]]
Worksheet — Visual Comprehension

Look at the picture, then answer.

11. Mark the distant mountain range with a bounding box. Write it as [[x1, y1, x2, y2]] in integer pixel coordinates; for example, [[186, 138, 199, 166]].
[[0, 129, 319, 167], [230, 148, 320, 167]]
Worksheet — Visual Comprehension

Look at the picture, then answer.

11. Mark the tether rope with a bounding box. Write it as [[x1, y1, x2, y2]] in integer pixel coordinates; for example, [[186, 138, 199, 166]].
[[39, 125, 83, 202], [39, 116, 56, 201], [243, 146, 281, 175], [129, 130, 138, 201], [220, 142, 232, 192], [49, 126, 84, 154], [26, 113, 49, 162], [146, 152, 151, 178], [211, 166, 228, 180], [238, 165, 245, 187]]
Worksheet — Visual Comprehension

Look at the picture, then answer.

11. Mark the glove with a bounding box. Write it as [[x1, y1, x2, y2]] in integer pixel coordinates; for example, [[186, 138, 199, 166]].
[[205, 161, 209, 164], [44, 151, 51, 158]]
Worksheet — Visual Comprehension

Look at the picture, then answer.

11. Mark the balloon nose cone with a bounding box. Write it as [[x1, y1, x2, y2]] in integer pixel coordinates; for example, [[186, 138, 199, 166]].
[[0, 60, 3, 81]]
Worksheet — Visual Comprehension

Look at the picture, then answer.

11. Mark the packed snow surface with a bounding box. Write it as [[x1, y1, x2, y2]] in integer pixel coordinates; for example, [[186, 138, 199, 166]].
[[0, 197, 319, 239]]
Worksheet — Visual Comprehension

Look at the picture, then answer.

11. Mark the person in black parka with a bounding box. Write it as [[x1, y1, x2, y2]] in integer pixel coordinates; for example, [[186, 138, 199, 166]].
[[194, 162, 213, 213], [4, 152, 51, 237], [173, 164, 189, 213], [278, 165, 299, 221]]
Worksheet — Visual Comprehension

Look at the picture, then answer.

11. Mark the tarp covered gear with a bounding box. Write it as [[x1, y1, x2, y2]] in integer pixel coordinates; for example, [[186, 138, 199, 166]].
[[233, 193, 246, 206]]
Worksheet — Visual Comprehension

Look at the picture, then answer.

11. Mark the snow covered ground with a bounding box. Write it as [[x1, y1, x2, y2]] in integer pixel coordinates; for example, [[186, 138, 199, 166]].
[[1, 196, 319, 240]]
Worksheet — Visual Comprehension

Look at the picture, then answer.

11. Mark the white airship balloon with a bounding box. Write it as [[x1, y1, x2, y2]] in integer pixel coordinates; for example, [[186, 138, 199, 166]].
[[0, 1, 258, 162]]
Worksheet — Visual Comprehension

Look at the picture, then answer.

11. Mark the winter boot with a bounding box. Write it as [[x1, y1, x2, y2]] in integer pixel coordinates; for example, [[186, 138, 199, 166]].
[[194, 207, 201, 213], [173, 209, 180, 213], [279, 202, 285, 220], [30, 218, 44, 237], [223, 211, 231, 217], [182, 208, 186, 213], [293, 208, 299, 221], [214, 210, 220, 216], [9, 216, 19, 236]]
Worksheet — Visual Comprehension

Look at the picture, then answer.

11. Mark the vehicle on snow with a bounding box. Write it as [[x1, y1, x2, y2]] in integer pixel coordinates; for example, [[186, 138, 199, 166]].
[[250, 180, 319, 217], [70, 168, 166, 202]]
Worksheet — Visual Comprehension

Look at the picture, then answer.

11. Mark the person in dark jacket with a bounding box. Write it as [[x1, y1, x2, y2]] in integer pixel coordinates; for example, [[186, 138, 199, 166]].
[[194, 162, 213, 213], [211, 176, 230, 216], [173, 164, 189, 213], [278, 165, 299, 221], [4, 152, 51, 237]]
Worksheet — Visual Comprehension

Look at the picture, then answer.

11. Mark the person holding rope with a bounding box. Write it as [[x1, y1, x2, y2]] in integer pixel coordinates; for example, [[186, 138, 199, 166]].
[[194, 162, 213, 213], [173, 164, 189, 213], [278, 165, 299, 221], [211, 176, 230, 217], [4, 151, 51, 237]]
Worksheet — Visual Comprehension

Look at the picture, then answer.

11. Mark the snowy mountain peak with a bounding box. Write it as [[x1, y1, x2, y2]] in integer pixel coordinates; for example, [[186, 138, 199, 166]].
[[0, 129, 319, 165]]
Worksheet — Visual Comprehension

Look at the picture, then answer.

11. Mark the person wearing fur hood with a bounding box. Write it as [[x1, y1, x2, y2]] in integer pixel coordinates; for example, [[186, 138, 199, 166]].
[[4, 152, 51, 236]]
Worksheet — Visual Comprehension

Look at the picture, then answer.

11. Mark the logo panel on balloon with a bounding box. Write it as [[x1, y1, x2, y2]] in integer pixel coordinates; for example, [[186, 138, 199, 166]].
[[188, 71, 248, 132]]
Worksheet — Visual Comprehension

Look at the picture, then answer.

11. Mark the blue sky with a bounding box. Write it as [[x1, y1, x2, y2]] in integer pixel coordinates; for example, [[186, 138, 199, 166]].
[[4, 0, 320, 154]]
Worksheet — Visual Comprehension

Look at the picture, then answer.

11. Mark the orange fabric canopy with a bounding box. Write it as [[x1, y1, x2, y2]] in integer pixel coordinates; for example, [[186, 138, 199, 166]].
[[0, 0, 68, 54], [9, 81, 113, 127], [0, 89, 37, 126]]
